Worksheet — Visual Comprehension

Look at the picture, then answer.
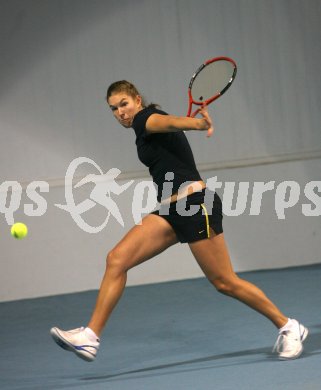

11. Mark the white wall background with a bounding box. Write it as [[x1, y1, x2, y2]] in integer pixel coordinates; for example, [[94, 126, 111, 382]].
[[0, 0, 320, 301]]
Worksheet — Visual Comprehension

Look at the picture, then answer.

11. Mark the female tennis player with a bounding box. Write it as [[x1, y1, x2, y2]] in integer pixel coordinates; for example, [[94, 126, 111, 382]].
[[51, 80, 308, 362]]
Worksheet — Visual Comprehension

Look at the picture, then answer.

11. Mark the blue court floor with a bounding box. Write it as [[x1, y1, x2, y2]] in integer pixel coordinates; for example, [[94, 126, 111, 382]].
[[1, 264, 321, 390]]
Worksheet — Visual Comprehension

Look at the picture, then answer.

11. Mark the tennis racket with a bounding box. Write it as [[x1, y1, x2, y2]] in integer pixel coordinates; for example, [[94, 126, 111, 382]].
[[187, 56, 237, 117]]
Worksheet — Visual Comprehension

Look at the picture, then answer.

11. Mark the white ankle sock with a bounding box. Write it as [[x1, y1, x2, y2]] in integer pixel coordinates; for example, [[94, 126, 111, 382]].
[[84, 327, 100, 342], [279, 318, 295, 333]]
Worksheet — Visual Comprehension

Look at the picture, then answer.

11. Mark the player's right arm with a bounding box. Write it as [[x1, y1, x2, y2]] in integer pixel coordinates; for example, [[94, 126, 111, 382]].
[[145, 106, 214, 137]]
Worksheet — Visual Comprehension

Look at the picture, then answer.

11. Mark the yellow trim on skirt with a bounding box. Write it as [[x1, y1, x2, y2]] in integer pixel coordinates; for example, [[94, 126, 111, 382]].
[[200, 203, 210, 238]]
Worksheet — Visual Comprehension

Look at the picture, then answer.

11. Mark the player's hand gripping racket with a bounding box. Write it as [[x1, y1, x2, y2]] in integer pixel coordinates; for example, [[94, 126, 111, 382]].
[[187, 56, 237, 118]]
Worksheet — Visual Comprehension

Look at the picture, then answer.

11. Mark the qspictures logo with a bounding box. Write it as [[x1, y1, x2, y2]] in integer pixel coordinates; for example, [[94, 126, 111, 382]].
[[0, 157, 320, 233]]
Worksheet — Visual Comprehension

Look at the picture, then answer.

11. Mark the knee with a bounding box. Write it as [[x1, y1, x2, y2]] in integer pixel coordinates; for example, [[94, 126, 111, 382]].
[[106, 248, 128, 274], [211, 277, 239, 297]]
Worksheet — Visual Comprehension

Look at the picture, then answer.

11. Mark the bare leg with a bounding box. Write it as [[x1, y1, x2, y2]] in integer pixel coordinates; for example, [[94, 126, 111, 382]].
[[87, 214, 178, 336], [189, 232, 288, 328]]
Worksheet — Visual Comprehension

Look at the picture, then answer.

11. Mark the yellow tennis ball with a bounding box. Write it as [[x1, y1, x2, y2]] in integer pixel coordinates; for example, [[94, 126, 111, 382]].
[[11, 222, 28, 239]]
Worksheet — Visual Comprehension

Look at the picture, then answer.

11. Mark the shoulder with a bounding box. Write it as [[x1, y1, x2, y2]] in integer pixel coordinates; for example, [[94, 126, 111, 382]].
[[132, 106, 168, 137], [133, 106, 167, 124]]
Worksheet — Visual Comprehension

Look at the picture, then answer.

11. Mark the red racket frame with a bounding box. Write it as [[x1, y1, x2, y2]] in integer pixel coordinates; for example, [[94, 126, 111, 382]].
[[187, 56, 237, 117]]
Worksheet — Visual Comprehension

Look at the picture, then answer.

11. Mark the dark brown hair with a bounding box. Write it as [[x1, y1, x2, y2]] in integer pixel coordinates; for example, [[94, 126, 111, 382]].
[[106, 80, 159, 109]]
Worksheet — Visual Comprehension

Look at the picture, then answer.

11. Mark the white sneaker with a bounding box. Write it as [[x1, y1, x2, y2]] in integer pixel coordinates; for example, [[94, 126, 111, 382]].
[[273, 319, 308, 360], [50, 327, 100, 362]]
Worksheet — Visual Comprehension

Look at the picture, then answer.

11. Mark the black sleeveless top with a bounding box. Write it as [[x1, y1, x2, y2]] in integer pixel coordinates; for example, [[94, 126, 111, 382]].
[[132, 106, 202, 202]]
